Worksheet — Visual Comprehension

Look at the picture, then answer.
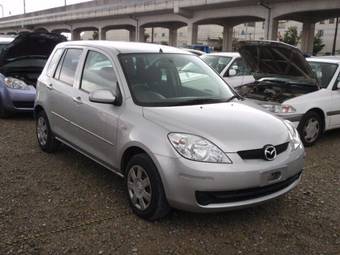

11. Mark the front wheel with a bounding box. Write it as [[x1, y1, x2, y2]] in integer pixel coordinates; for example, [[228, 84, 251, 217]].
[[125, 153, 170, 221], [36, 110, 60, 153], [298, 111, 322, 147]]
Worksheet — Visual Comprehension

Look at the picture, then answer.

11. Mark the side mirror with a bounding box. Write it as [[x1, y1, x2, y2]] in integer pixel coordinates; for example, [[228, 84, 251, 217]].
[[89, 89, 117, 104], [229, 69, 237, 77]]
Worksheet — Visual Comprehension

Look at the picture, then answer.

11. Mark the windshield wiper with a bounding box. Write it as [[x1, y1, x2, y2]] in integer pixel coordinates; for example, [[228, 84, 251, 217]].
[[170, 98, 228, 106]]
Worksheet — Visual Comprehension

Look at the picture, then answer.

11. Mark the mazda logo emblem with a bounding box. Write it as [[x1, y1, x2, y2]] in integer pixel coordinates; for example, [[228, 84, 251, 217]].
[[264, 145, 277, 161]]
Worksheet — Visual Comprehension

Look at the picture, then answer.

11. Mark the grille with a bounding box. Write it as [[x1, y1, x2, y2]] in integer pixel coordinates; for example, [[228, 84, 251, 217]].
[[237, 142, 289, 160], [196, 171, 302, 206]]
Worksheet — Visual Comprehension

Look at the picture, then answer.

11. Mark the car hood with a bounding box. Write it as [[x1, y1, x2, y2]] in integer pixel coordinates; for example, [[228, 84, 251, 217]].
[[0, 32, 66, 65], [236, 40, 317, 86], [143, 102, 289, 152]]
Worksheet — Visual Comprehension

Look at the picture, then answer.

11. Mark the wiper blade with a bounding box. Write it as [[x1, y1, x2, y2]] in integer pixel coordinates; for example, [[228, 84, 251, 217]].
[[171, 98, 228, 106]]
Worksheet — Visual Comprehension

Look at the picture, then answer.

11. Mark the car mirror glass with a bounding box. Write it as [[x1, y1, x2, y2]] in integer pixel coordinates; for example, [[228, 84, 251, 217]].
[[229, 69, 237, 77], [89, 89, 117, 104]]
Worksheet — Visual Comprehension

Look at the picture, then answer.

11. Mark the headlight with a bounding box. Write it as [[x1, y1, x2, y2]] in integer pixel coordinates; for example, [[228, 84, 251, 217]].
[[284, 120, 302, 150], [168, 133, 232, 164], [4, 77, 29, 90], [261, 104, 296, 113]]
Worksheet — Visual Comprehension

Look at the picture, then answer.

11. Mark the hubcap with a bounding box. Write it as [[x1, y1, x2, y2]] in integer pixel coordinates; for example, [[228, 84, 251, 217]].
[[37, 116, 48, 146], [303, 117, 320, 143], [127, 165, 152, 211]]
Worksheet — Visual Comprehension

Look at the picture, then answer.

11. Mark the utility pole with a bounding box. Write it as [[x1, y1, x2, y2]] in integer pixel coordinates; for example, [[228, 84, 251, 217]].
[[65, 0, 67, 6], [23, 0, 26, 14], [332, 17, 339, 55]]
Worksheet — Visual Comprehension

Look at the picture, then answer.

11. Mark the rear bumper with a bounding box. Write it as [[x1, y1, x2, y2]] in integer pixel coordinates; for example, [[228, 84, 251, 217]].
[[0, 85, 36, 112]]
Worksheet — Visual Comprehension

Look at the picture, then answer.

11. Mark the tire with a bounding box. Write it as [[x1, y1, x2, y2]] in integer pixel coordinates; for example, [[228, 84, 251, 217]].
[[0, 100, 10, 118], [125, 153, 170, 221], [298, 111, 323, 147], [36, 110, 60, 153]]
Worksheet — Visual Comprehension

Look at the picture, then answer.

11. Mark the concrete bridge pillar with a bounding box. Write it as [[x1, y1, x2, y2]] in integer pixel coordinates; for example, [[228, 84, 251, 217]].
[[186, 23, 198, 46], [301, 21, 315, 55], [138, 27, 146, 42], [71, 30, 81, 40], [99, 28, 106, 40], [269, 19, 279, 40], [222, 24, 233, 51], [129, 29, 136, 42], [169, 27, 178, 47]]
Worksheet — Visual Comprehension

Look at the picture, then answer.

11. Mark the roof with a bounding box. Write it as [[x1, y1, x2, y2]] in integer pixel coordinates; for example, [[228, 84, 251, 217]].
[[307, 56, 340, 64], [57, 40, 191, 54], [203, 52, 240, 57]]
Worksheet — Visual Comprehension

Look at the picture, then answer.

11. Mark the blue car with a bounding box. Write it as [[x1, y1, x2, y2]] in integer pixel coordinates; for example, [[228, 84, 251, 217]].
[[0, 33, 66, 117]]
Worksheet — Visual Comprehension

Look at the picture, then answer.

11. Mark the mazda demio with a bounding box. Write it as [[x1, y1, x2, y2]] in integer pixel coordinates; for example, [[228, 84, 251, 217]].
[[35, 41, 304, 220]]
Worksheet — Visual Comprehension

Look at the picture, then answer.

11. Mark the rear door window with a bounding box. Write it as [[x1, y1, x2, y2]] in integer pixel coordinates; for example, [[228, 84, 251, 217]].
[[56, 48, 82, 86]]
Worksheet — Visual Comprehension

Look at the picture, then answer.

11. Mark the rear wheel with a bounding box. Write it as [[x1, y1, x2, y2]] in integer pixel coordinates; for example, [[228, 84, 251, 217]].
[[125, 153, 170, 221], [36, 110, 60, 152], [298, 111, 322, 147]]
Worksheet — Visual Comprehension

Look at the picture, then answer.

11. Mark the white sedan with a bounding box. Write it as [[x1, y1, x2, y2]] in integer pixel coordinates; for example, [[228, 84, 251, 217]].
[[201, 52, 254, 87], [235, 41, 340, 146]]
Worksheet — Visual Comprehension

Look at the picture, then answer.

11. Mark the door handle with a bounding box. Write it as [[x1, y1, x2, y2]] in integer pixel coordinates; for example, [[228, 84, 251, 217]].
[[72, 96, 83, 104], [46, 83, 53, 90]]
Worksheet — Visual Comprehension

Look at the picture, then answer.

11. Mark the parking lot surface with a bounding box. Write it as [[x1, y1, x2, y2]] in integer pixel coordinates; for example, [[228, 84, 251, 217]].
[[0, 115, 339, 255]]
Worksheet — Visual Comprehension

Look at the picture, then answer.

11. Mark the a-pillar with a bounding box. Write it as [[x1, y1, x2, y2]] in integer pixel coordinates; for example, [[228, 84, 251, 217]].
[[71, 30, 81, 40], [222, 24, 233, 51], [169, 27, 178, 47], [129, 29, 136, 42], [301, 21, 315, 55], [186, 23, 198, 46], [99, 28, 106, 40]]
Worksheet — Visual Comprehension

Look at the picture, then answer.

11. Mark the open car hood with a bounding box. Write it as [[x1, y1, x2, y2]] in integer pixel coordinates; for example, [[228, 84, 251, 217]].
[[0, 32, 66, 65], [236, 40, 317, 84]]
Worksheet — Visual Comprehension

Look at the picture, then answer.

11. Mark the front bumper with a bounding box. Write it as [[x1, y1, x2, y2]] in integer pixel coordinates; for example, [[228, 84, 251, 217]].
[[0, 85, 36, 113], [155, 143, 304, 212], [277, 113, 303, 128]]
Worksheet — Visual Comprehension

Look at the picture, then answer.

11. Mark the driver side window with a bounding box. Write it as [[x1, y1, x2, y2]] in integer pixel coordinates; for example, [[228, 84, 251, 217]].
[[80, 50, 117, 93]]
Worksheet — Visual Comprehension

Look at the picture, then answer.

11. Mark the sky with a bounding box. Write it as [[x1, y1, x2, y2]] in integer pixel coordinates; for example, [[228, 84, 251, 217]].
[[0, 0, 93, 17]]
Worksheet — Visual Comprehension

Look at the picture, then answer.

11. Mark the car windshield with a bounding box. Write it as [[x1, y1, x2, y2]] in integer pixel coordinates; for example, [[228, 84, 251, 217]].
[[308, 61, 338, 88], [201, 55, 232, 73], [119, 53, 235, 107]]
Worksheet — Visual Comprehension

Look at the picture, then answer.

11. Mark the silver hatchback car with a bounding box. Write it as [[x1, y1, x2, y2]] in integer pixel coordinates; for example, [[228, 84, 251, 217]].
[[35, 41, 304, 220]]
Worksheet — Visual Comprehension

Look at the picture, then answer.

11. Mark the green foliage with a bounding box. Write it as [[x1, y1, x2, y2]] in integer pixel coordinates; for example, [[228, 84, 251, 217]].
[[313, 31, 325, 56], [282, 26, 299, 46]]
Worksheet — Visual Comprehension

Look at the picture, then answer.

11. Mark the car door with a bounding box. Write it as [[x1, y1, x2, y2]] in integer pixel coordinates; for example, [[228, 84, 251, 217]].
[[223, 57, 254, 87], [68, 49, 122, 168], [48, 48, 84, 141], [329, 67, 340, 127]]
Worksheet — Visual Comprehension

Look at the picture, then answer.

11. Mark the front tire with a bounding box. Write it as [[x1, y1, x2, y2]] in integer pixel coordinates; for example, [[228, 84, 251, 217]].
[[36, 110, 59, 153], [298, 111, 322, 147], [125, 153, 170, 221], [0, 100, 10, 118]]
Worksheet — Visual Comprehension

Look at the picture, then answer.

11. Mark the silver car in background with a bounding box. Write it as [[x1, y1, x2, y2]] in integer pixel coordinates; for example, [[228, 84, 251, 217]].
[[35, 41, 304, 220]]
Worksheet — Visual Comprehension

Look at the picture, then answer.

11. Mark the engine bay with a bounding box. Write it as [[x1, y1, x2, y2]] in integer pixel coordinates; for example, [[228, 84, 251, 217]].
[[236, 81, 318, 103]]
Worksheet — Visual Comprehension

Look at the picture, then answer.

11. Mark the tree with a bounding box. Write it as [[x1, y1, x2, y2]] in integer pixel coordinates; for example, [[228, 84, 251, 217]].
[[282, 26, 299, 46], [313, 31, 325, 56]]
